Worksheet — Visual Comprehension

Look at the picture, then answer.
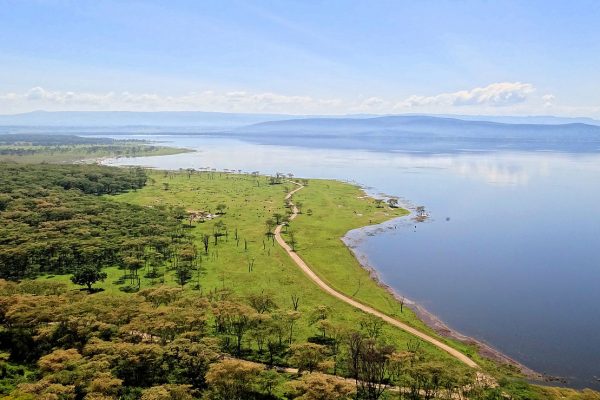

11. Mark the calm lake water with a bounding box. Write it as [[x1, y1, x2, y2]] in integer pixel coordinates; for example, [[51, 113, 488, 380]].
[[103, 134, 600, 389]]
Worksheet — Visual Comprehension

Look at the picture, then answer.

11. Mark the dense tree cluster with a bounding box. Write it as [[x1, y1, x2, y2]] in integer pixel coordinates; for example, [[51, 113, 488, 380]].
[[0, 134, 175, 159], [0, 144, 170, 157], [0, 134, 118, 146], [0, 164, 181, 280], [0, 278, 568, 400]]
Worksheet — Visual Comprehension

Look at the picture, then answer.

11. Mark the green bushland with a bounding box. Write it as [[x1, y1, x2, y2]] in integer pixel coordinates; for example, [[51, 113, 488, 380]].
[[0, 164, 181, 280], [1, 164, 598, 399]]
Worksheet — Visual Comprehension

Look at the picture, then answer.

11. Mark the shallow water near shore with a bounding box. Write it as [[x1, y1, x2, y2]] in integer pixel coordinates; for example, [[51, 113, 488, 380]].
[[102, 134, 600, 389]]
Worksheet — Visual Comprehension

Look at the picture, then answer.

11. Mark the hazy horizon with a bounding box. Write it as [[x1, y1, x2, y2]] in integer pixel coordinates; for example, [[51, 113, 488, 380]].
[[2, 1, 600, 118]]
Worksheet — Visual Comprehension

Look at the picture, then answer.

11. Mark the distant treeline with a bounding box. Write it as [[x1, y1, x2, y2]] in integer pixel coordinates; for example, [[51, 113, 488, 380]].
[[0, 164, 182, 280], [0, 144, 167, 156], [0, 133, 123, 146]]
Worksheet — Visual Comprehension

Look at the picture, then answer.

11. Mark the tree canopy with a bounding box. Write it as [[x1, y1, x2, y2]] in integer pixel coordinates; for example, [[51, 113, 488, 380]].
[[0, 164, 181, 280]]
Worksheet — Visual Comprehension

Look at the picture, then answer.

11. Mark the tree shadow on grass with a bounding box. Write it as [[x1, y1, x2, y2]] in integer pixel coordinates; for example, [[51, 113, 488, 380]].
[[77, 287, 105, 294]]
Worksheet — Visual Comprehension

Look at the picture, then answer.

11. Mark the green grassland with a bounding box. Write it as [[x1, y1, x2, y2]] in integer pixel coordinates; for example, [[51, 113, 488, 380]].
[[0, 143, 190, 163], [42, 169, 464, 367]]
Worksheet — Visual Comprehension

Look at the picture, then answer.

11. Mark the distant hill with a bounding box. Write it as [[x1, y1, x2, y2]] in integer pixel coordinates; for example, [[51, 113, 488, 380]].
[[233, 115, 600, 153], [430, 114, 600, 126], [0, 110, 306, 129], [2, 111, 600, 152], [2, 110, 598, 129], [236, 115, 600, 139], [0, 111, 600, 129]]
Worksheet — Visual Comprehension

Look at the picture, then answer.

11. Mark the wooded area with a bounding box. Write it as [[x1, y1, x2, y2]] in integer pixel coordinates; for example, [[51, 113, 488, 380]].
[[0, 164, 596, 400], [0, 164, 183, 281]]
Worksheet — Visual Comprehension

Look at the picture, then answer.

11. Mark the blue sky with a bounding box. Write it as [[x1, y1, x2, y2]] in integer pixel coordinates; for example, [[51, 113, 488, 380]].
[[1, 0, 599, 116]]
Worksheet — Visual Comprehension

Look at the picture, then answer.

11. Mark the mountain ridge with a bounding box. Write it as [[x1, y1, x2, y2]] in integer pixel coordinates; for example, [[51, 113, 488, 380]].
[[1, 110, 599, 129]]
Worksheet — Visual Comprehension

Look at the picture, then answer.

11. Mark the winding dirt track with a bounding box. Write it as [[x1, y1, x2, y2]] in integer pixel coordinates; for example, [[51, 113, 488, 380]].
[[275, 182, 479, 369]]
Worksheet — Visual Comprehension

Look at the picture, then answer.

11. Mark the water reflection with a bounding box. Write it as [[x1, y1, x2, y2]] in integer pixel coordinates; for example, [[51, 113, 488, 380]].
[[104, 135, 598, 188]]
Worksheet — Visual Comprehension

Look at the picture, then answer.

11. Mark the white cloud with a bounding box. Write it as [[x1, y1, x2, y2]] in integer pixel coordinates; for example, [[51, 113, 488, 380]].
[[0, 83, 595, 118], [21, 86, 116, 105], [0, 87, 343, 114], [350, 96, 392, 113], [395, 82, 535, 109], [542, 94, 556, 107]]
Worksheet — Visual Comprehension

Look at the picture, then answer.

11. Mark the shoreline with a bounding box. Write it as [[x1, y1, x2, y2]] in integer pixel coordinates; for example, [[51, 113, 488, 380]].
[[341, 206, 546, 382], [98, 154, 562, 385]]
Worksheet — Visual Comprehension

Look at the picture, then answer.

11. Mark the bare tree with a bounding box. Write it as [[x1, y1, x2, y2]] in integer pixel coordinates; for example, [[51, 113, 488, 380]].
[[202, 234, 210, 254], [291, 294, 300, 311], [288, 230, 297, 251]]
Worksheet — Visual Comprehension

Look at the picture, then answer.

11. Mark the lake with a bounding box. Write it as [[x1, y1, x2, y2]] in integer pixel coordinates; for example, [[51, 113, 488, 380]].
[[102, 134, 600, 389]]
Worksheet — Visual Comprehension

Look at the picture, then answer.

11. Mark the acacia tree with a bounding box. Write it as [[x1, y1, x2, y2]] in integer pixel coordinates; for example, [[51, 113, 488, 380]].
[[285, 310, 302, 344], [144, 247, 164, 280], [175, 265, 192, 288], [70, 265, 107, 292], [309, 305, 331, 337], [265, 218, 276, 241], [351, 338, 395, 400], [202, 234, 210, 254], [213, 221, 226, 245], [213, 302, 257, 355], [140, 384, 195, 400], [288, 230, 297, 251], [174, 244, 197, 288], [204, 359, 263, 400], [273, 213, 283, 225], [286, 372, 355, 400], [163, 337, 220, 389], [289, 342, 327, 373], [360, 315, 384, 340], [247, 291, 278, 314]]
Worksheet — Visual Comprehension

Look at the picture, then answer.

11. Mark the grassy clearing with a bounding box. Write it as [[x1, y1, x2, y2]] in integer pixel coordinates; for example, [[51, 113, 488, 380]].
[[117, 171, 467, 364]]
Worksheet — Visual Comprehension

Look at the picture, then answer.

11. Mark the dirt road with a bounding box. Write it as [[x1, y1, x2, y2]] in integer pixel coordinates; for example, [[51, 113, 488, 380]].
[[274, 182, 479, 369]]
